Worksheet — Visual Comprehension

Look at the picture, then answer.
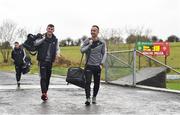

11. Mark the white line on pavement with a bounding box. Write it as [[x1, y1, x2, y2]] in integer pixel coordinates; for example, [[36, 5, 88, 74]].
[[0, 85, 80, 90]]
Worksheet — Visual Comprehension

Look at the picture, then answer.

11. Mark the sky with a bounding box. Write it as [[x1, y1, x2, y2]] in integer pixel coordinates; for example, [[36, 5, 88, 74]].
[[0, 0, 179, 41]]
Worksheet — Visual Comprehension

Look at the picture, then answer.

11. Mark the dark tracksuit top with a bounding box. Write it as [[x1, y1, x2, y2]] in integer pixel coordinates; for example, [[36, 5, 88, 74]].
[[34, 34, 59, 93], [11, 47, 26, 66], [11, 47, 26, 82]]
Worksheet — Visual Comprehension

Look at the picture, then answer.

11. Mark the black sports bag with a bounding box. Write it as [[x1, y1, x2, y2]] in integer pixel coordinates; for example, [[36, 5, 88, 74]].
[[66, 49, 91, 88]]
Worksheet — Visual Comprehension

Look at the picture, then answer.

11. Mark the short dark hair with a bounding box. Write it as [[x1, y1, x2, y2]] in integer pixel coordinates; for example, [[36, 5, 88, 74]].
[[14, 42, 19, 44], [92, 25, 99, 30], [47, 24, 54, 28]]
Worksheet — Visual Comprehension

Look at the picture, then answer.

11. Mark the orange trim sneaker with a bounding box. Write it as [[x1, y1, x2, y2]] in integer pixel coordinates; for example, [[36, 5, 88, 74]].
[[41, 93, 48, 101]]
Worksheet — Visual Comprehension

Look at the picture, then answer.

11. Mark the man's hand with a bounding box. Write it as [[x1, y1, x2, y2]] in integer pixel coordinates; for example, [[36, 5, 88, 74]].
[[89, 40, 93, 45]]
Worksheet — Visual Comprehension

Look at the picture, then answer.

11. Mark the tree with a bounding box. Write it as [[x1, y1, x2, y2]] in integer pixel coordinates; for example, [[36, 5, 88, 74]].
[[100, 28, 109, 40], [109, 36, 123, 44], [0, 20, 17, 43], [59, 40, 67, 47], [17, 27, 28, 42], [0, 41, 12, 63], [125, 26, 144, 37], [126, 34, 137, 43], [151, 36, 158, 42], [126, 34, 150, 43], [100, 28, 123, 47], [159, 39, 163, 42], [77, 38, 81, 46], [73, 38, 81, 46], [66, 38, 73, 46], [167, 35, 179, 42], [71, 40, 74, 46], [0, 20, 24, 63], [125, 26, 151, 43]]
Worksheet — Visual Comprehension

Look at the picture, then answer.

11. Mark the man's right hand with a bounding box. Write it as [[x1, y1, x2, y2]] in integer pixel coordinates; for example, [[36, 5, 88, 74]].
[[36, 33, 43, 39], [89, 40, 93, 45]]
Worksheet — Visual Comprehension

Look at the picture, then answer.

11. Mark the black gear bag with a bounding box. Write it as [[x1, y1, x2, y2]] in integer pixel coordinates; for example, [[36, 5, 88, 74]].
[[66, 50, 91, 88], [23, 33, 43, 55]]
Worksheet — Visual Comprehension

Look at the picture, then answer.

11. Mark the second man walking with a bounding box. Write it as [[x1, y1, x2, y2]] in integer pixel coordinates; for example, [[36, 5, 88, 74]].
[[34, 24, 59, 101]]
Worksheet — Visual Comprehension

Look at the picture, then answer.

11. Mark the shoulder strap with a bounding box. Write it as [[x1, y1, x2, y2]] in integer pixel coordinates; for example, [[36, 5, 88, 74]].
[[29, 51, 37, 56]]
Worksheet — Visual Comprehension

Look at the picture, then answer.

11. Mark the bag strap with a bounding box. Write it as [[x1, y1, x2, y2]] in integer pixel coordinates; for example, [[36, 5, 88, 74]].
[[79, 54, 84, 67], [28, 51, 37, 56], [79, 48, 91, 68]]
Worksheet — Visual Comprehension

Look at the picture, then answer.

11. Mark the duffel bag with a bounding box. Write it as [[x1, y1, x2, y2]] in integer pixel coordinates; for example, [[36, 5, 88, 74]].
[[66, 49, 91, 88], [66, 67, 85, 88]]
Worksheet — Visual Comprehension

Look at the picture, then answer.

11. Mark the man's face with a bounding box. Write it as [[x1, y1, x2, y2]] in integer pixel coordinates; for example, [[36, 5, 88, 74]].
[[15, 43, 20, 49], [46, 26, 54, 35], [91, 27, 99, 38]]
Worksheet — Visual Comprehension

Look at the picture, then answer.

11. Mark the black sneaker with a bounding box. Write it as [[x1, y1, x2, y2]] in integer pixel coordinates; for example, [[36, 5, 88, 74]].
[[17, 82, 20, 87], [85, 98, 91, 106]]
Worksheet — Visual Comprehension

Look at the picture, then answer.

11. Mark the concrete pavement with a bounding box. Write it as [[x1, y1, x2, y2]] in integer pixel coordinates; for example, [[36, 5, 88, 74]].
[[1, 71, 180, 114]]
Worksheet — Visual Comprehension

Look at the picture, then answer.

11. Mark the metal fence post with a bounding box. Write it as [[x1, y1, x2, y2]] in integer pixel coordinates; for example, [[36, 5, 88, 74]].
[[105, 53, 108, 83], [133, 49, 136, 86]]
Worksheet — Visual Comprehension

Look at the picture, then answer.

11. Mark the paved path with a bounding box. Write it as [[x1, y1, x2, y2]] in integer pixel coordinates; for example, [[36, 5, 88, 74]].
[[1, 71, 180, 114]]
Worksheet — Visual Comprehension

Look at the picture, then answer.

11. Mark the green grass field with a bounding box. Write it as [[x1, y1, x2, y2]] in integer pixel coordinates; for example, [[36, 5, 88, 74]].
[[60, 46, 82, 63], [167, 80, 180, 90], [0, 43, 180, 90]]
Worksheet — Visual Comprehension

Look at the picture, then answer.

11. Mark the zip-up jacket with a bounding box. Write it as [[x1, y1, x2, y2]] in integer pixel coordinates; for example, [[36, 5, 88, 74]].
[[80, 38, 107, 66]]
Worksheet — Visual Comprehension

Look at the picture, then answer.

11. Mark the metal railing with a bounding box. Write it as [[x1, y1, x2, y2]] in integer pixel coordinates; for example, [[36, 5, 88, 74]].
[[136, 50, 180, 74], [105, 50, 134, 85], [105, 49, 180, 87]]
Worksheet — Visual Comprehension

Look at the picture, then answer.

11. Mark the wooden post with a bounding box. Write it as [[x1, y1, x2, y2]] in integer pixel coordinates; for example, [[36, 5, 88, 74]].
[[165, 56, 167, 65], [139, 55, 141, 70]]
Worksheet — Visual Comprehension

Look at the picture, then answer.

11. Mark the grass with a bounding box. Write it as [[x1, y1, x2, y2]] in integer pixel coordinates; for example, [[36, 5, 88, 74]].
[[52, 66, 68, 76], [60, 46, 82, 63], [29, 64, 39, 74], [0, 64, 14, 72], [167, 80, 180, 90]]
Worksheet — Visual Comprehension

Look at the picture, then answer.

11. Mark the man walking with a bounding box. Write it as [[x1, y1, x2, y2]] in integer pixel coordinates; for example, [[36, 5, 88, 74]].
[[80, 25, 107, 105], [34, 24, 59, 101], [11, 42, 26, 87]]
